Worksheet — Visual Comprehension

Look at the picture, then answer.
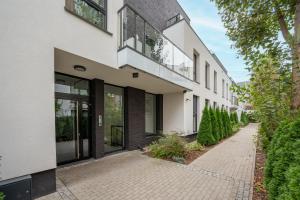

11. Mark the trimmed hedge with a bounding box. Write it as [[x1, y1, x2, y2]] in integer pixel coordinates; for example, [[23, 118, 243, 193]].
[[216, 108, 224, 138], [197, 106, 241, 145], [210, 107, 220, 142], [264, 117, 300, 200], [197, 106, 216, 145]]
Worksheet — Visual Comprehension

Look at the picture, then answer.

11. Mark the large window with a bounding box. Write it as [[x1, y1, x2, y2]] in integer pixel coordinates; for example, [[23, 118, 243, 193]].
[[205, 62, 210, 89], [145, 93, 157, 135], [214, 71, 217, 93], [226, 83, 229, 100], [193, 51, 199, 82], [66, 0, 107, 29], [222, 79, 225, 98], [193, 96, 199, 133]]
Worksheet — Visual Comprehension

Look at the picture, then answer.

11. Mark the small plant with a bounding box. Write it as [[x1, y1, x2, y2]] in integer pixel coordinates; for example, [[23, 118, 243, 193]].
[[0, 192, 5, 200], [148, 134, 186, 159], [185, 141, 204, 151], [197, 106, 216, 145]]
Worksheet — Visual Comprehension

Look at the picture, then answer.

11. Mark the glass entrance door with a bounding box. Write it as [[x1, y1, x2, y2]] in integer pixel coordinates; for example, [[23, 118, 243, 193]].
[[55, 73, 90, 165], [104, 85, 124, 153]]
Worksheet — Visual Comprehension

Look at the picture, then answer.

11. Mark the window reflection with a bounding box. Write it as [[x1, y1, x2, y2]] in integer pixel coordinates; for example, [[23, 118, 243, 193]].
[[119, 6, 193, 80]]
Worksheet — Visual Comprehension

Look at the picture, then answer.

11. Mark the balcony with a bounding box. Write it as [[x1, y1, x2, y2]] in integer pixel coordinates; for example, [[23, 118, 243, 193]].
[[117, 5, 193, 91]]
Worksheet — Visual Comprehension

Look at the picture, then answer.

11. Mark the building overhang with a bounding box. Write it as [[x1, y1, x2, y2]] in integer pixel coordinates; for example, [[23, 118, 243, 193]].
[[117, 47, 193, 91], [55, 48, 191, 94]]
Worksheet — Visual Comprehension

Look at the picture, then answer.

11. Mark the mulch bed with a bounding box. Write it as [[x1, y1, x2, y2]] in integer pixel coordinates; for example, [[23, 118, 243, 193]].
[[253, 147, 268, 200]]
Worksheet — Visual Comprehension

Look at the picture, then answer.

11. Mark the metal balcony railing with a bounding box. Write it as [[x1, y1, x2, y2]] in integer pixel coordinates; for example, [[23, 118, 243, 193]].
[[118, 5, 193, 80]]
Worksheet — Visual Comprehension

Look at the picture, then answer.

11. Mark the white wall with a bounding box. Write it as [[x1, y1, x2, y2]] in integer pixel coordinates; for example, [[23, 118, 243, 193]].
[[0, 0, 123, 181], [163, 20, 240, 135]]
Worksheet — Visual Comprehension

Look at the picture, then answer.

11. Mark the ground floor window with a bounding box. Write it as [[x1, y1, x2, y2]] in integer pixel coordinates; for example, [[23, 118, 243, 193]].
[[145, 93, 156, 135], [193, 95, 199, 133]]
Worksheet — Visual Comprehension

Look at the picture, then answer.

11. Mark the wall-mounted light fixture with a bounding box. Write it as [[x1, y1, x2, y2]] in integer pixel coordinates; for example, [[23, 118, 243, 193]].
[[74, 65, 87, 72]]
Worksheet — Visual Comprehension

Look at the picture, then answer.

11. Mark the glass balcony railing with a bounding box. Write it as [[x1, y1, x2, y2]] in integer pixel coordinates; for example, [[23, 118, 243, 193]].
[[118, 5, 193, 80]]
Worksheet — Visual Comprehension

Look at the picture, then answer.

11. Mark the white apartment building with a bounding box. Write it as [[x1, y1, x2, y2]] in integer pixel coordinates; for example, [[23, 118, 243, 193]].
[[0, 0, 242, 198]]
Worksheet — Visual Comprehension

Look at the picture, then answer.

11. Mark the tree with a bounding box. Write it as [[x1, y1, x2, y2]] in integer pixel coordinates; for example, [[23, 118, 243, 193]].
[[226, 110, 233, 135], [210, 107, 220, 142], [197, 106, 216, 145], [221, 109, 229, 137], [212, 0, 300, 109], [216, 107, 224, 139]]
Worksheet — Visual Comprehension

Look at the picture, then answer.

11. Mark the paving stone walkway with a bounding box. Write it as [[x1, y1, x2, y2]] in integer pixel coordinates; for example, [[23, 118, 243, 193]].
[[38, 123, 257, 200]]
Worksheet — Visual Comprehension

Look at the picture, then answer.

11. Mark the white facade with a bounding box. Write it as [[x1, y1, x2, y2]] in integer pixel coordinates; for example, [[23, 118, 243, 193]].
[[0, 0, 242, 187]]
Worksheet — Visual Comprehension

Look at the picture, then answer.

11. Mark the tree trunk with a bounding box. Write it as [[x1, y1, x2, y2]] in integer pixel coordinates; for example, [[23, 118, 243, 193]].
[[292, 48, 300, 109], [292, 0, 300, 109]]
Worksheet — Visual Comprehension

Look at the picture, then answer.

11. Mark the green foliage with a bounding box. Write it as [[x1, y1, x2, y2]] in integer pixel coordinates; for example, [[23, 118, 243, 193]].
[[210, 107, 220, 142], [197, 106, 216, 145], [232, 124, 240, 133], [221, 109, 229, 137], [226, 111, 233, 135], [234, 112, 239, 124], [185, 141, 204, 151], [216, 108, 224, 138], [240, 111, 249, 126], [264, 117, 300, 200], [148, 134, 186, 159], [0, 192, 5, 200], [211, 0, 293, 67]]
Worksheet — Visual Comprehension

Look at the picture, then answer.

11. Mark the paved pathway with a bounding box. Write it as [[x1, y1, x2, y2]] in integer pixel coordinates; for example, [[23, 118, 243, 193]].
[[38, 123, 257, 200]]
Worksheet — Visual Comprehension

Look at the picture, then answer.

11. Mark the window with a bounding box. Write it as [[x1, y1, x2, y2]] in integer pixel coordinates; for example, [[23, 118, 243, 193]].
[[213, 102, 217, 109], [193, 96, 199, 133], [226, 83, 229, 100], [222, 79, 225, 98], [205, 62, 210, 89], [145, 93, 156, 134], [214, 71, 217, 93], [205, 99, 210, 107], [67, 0, 107, 29], [193, 51, 199, 82]]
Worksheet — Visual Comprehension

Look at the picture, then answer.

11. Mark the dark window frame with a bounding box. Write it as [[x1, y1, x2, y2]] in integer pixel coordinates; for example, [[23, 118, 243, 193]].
[[205, 62, 210, 89], [193, 95, 199, 133], [66, 0, 108, 31], [214, 70, 217, 93], [145, 93, 157, 136], [193, 51, 199, 82]]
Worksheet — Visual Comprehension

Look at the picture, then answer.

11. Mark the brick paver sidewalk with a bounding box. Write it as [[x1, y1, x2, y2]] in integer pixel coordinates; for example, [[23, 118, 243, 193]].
[[38, 123, 257, 200]]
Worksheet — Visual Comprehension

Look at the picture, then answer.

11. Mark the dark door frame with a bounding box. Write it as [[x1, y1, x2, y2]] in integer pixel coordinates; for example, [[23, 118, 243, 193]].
[[54, 73, 92, 165]]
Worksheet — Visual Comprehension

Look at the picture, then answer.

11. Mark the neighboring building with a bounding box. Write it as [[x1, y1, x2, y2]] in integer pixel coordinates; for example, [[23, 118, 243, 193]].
[[0, 0, 242, 198]]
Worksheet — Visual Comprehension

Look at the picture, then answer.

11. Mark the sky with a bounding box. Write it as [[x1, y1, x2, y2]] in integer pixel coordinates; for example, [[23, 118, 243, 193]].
[[177, 0, 250, 83]]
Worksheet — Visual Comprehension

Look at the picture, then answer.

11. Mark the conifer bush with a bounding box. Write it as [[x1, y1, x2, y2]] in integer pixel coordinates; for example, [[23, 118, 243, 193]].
[[216, 108, 224, 139], [226, 111, 233, 135], [209, 107, 220, 142], [221, 109, 229, 137], [197, 106, 216, 145], [264, 117, 300, 200]]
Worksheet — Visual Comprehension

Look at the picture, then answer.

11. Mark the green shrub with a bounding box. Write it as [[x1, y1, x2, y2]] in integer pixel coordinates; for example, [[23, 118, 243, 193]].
[[216, 108, 224, 139], [0, 192, 5, 200], [221, 109, 229, 137], [226, 111, 233, 135], [148, 134, 186, 159], [232, 123, 240, 133], [185, 141, 204, 151], [264, 117, 300, 200], [210, 107, 220, 142], [197, 106, 216, 145], [234, 112, 239, 124]]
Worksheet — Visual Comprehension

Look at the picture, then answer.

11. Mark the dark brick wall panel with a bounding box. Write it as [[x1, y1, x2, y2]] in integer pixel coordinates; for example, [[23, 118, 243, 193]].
[[90, 79, 105, 158], [124, 0, 190, 31], [124, 87, 145, 150]]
